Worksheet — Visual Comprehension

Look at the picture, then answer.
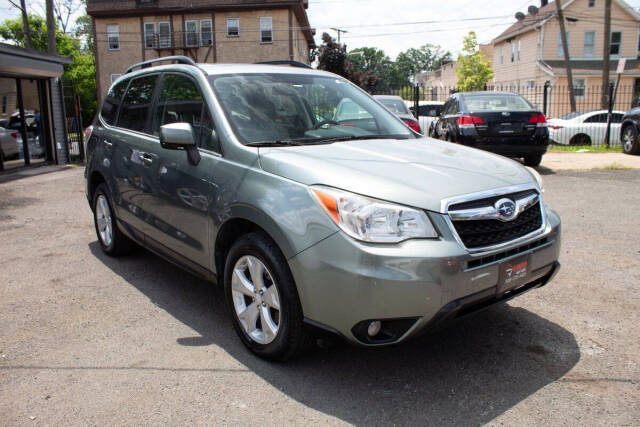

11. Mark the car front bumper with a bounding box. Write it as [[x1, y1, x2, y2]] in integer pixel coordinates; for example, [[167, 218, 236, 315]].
[[288, 207, 561, 346]]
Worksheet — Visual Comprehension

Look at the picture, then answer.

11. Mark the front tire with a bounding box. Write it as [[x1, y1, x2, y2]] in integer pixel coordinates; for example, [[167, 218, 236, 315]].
[[92, 183, 132, 256], [622, 125, 640, 155], [224, 232, 310, 361], [524, 153, 543, 167]]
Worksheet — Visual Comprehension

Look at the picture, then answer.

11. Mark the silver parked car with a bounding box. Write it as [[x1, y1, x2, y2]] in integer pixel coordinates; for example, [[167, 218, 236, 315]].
[[0, 126, 20, 160], [85, 57, 561, 361]]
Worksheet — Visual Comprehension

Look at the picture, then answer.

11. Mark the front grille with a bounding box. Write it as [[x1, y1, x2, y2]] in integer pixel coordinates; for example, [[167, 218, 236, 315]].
[[451, 201, 543, 248]]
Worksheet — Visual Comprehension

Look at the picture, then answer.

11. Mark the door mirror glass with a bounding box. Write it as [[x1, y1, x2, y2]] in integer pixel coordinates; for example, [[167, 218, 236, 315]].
[[160, 122, 196, 149]]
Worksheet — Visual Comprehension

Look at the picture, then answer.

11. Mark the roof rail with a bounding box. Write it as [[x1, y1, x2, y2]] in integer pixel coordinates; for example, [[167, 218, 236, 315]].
[[125, 55, 201, 74], [255, 60, 313, 70]]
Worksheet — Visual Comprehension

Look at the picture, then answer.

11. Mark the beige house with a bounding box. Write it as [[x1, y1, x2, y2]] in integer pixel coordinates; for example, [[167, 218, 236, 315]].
[[87, 0, 315, 103], [490, 0, 640, 116]]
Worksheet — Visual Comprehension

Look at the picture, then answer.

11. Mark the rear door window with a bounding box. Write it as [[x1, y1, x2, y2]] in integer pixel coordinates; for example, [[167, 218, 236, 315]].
[[100, 78, 129, 126], [584, 114, 606, 123], [154, 73, 219, 152], [117, 74, 158, 133]]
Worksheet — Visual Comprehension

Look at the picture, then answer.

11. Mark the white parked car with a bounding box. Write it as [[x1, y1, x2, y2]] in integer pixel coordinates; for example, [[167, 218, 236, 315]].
[[547, 110, 625, 146], [405, 100, 444, 137], [0, 126, 20, 160]]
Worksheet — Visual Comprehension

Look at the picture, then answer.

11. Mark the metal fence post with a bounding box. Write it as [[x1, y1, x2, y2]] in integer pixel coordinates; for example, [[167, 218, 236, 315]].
[[413, 84, 419, 118], [543, 81, 550, 117], [605, 82, 615, 148]]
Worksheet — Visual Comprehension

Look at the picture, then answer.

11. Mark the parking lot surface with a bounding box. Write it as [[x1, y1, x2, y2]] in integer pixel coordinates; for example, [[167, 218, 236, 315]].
[[0, 166, 639, 426]]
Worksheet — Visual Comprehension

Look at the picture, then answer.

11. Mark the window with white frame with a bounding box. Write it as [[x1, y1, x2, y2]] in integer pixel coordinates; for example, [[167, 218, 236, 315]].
[[110, 73, 122, 84], [260, 17, 273, 43], [584, 31, 595, 57], [200, 19, 212, 46], [517, 39, 521, 61], [227, 18, 239, 37], [500, 44, 504, 64], [144, 22, 156, 48], [107, 25, 119, 50], [528, 80, 535, 89], [510, 40, 515, 62], [158, 22, 171, 48], [573, 78, 586, 98], [610, 31, 621, 56], [557, 31, 570, 57], [185, 20, 198, 47]]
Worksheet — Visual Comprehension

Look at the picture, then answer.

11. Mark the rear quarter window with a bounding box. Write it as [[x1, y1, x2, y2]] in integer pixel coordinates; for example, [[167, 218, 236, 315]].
[[100, 79, 129, 126], [117, 74, 158, 133]]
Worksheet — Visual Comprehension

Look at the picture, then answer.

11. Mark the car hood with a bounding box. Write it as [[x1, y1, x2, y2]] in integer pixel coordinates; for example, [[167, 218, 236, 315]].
[[258, 138, 536, 213]]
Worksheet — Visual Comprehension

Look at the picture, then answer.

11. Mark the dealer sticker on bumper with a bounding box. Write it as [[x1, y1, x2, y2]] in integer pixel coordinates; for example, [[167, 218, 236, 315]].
[[498, 256, 529, 294]]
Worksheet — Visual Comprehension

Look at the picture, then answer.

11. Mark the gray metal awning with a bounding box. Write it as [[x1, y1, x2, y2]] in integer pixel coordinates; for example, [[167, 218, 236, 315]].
[[0, 43, 72, 79]]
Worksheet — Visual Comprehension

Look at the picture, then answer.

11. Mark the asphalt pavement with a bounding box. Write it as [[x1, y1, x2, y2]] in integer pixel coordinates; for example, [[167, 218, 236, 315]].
[[0, 166, 638, 426]]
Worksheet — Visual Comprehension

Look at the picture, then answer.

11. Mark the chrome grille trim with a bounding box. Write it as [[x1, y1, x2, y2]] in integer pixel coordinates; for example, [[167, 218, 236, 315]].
[[441, 183, 548, 256]]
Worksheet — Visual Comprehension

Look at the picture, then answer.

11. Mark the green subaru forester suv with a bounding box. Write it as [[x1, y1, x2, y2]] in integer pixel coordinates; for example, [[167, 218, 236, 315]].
[[85, 57, 561, 361]]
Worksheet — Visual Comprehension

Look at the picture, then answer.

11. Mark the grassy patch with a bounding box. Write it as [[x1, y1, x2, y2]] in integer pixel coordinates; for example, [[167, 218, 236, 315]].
[[548, 144, 621, 153], [599, 162, 632, 170]]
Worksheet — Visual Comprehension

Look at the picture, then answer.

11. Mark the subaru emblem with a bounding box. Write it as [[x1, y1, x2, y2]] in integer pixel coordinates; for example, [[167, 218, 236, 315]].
[[494, 198, 517, 221]]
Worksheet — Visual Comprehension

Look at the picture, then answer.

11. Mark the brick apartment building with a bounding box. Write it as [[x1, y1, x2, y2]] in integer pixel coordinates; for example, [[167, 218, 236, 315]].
[[87, 0, 316, 102]]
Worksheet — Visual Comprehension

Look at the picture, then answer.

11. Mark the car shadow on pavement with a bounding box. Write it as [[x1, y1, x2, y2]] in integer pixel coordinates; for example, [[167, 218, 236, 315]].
[[89, 241, 580, 426]]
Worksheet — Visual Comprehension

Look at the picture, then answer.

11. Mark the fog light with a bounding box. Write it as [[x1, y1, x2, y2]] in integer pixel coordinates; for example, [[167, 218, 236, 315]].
[[367, 320, 382, 337]]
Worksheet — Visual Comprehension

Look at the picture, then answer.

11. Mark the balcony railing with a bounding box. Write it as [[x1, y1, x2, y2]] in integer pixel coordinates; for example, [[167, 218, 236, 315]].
[[143, 31, 213, 50]]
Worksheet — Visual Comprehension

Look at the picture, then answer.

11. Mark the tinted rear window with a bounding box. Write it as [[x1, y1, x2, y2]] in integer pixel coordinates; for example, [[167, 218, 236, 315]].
[[100, 79, 129, 126], [417, 104, 443, 117], [117, 75, 158, 133], [462, 94, 532, 112]]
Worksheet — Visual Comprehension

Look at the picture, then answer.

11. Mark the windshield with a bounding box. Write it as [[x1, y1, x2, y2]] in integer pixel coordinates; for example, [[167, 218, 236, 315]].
[[208, 73, 413, 144], [462, 94, 533, 112], [377, 98, 410, 115]]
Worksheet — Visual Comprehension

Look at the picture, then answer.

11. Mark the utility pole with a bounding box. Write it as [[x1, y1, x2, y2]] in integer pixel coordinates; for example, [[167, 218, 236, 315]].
[[602, 0, 612, 109], [330, 27, 348, 43], [46, 0, 56, 54], [556, 0, 576, 112], [19, 0, 32, 49]]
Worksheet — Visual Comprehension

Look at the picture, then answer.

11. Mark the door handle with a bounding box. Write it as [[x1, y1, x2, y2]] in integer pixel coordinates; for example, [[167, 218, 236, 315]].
[[104, 140, 113, 148], [141, 152, 154, 166]]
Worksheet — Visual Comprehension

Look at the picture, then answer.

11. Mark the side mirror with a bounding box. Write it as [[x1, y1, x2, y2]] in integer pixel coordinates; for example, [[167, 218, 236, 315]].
[[160, 122, 196, 149], [159, 122, 200, 166]]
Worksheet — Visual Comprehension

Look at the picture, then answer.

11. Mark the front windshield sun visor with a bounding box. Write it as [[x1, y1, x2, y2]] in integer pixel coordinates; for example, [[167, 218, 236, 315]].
[[208, 73, 415, 146]]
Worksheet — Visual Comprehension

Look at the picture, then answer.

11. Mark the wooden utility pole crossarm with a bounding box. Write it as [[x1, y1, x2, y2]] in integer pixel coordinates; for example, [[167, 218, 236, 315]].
[[556, 0, 576, 112]]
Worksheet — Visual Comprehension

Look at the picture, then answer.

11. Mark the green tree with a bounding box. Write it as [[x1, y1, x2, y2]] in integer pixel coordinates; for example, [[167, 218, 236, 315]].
[[396, 44, 452, 80], [349, 47, 407, 89], [455, 31, 493, 91], [0, 14, 96, 126], [316, 33, 379, 91]]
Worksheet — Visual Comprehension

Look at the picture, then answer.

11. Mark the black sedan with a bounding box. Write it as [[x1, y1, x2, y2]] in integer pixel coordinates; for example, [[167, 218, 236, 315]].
[[432, 92, 549, 166], [620, 107, 640, 155]]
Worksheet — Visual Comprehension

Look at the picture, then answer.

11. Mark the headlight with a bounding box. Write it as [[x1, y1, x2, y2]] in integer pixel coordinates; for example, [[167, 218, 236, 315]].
[[526, 166, 544, 192], [310, 185, 438, 243]]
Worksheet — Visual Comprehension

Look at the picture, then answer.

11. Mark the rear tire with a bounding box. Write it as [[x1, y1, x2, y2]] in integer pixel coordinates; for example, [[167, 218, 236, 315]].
[[569, 134, 591, 146], [92, 183, 132, 256], [622, 125, 640, 155], [524, 153, 543, 167], [224, 232, 311, 361]]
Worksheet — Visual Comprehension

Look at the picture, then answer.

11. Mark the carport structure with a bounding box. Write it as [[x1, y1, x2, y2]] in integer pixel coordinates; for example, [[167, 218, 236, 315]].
[[0, 43, 72, 171]]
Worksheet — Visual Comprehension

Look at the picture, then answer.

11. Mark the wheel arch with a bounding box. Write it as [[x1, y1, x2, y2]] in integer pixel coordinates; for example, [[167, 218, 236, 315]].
[[214, 206, 296, 285], [88, 170, 106, 208], [569, 133, 591, 146]]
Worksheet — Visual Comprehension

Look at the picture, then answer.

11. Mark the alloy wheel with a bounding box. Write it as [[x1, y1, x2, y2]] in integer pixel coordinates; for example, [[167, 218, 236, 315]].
[[96, 195, 113, 247], [231, 255, 281, 345], [623, 128, 634, 153]]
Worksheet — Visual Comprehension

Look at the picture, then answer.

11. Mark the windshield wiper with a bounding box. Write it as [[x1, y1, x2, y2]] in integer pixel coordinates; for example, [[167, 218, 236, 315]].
[[312, 135, 398, 143], [244, 140, 305, 147]]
